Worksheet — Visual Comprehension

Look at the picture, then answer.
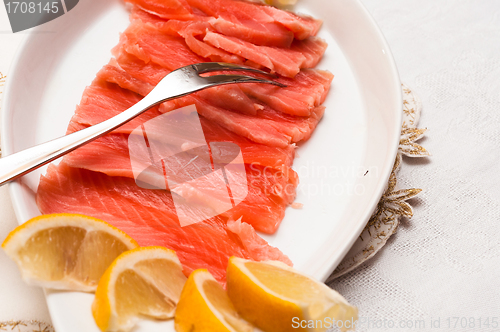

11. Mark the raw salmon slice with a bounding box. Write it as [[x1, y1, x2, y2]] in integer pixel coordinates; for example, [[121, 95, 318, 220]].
[[239, 69, 334, 117], [64, 136, 297, 233], [114, 21, 206, 68], [131, 6, 294, 49], [98, 62, 257, 116], [186, 0, 322, 40], [113, 34, 332, 117], [181, 21, 247, 64], [125, 0, 197, 21], [165, 97, 325, 148], [129, 10, 247, 64], [114, 24, 259, 116], [121, 19, 326, 78], [209, 17, 295, 48], [223, 163, 298, 233], [37, 163, 292, 282], [65, 118, 295, 176], [203, 31, 326, 78], [66, 80, 162, 135], [64, 80, 298, 233], [93, 63, 325, 148], [66, 77, 295, 168], [126, 0, 321, 43], [63, 136, 297, 233]]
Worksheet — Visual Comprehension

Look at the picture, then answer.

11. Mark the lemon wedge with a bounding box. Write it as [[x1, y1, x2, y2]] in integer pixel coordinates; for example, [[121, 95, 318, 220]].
[[1, 213, 138, 292], [175, 269, 254, 332], [92, 246, 187, 332], [226, 257, 358, 332]]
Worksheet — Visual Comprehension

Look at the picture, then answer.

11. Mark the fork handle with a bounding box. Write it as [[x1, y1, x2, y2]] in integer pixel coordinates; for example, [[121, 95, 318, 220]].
[[0, 95, 157, 186], [0, 63, 280, 186], [0, 66, 199, 186]]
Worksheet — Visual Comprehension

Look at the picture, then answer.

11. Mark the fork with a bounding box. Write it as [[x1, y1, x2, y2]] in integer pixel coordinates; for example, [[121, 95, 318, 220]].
[[0, 62, 284, 186]]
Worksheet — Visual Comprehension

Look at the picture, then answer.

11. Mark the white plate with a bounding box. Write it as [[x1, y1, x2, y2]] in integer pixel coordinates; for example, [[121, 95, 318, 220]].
[[1, 0, 401, 331]]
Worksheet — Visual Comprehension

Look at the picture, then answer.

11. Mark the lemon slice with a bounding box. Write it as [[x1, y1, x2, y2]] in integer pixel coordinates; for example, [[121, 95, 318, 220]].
[[226, 257, 358, 332], [175, 269, 254, 332], [92, 246, 187, 332], [2, 213, 138, 292]]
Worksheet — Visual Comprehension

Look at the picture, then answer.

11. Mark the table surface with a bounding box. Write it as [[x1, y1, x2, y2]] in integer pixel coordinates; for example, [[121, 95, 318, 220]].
[[1, 1, 499, 331]]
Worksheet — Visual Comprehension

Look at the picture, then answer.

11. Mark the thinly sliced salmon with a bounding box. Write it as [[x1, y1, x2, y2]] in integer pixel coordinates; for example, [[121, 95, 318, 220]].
[[124, 0, 197, 20], [98, 62, 258, 117], [65, 119, 295, 175], [37, 163, 292, 282], [113, 31, 332, 117], [126, 0, 321, 43], [209, 17, 295, 48], [64, 80, 298, 233], [129, 8, 197, 37], [131, 7, 294, 49], [129, 11, 247, 64], [203, 31, 326, 77], [63, 134, 297, 233], [239, 69, 334, 117], [223, 163, 298, 233], [66, 77, 296, 167], [66, 80, 161, 136], [114, 24, 260, 116], [114, 21, 206, 68], [121, 19, 326, 78], [165, 97, 325, 148], [92, 63, 324, 148], [181, 21, 246, 64], [184, 0, 322, 40]]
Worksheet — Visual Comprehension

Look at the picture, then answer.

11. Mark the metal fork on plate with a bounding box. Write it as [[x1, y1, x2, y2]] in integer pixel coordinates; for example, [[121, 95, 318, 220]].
[[0, 62, 284, 186]]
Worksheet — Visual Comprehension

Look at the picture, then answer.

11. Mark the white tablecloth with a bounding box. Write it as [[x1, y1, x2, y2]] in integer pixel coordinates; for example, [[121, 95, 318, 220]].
[[1, 1, 499, 331], [329, 1, 500, 331]]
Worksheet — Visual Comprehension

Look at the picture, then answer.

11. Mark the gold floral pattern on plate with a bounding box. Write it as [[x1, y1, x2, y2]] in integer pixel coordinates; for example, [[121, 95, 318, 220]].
[[0, 320, 54, 332], [327, 84, 429, 282]]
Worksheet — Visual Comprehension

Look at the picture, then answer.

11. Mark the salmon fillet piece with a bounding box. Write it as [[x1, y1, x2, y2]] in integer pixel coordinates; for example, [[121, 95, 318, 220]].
[[125, 0, 322, 42], [120, 18, 326, 78], [113, 25, 332, 116], [37, 163, 292, 282], [64, 80, 298, 233], [93, 61, 326, 148]]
